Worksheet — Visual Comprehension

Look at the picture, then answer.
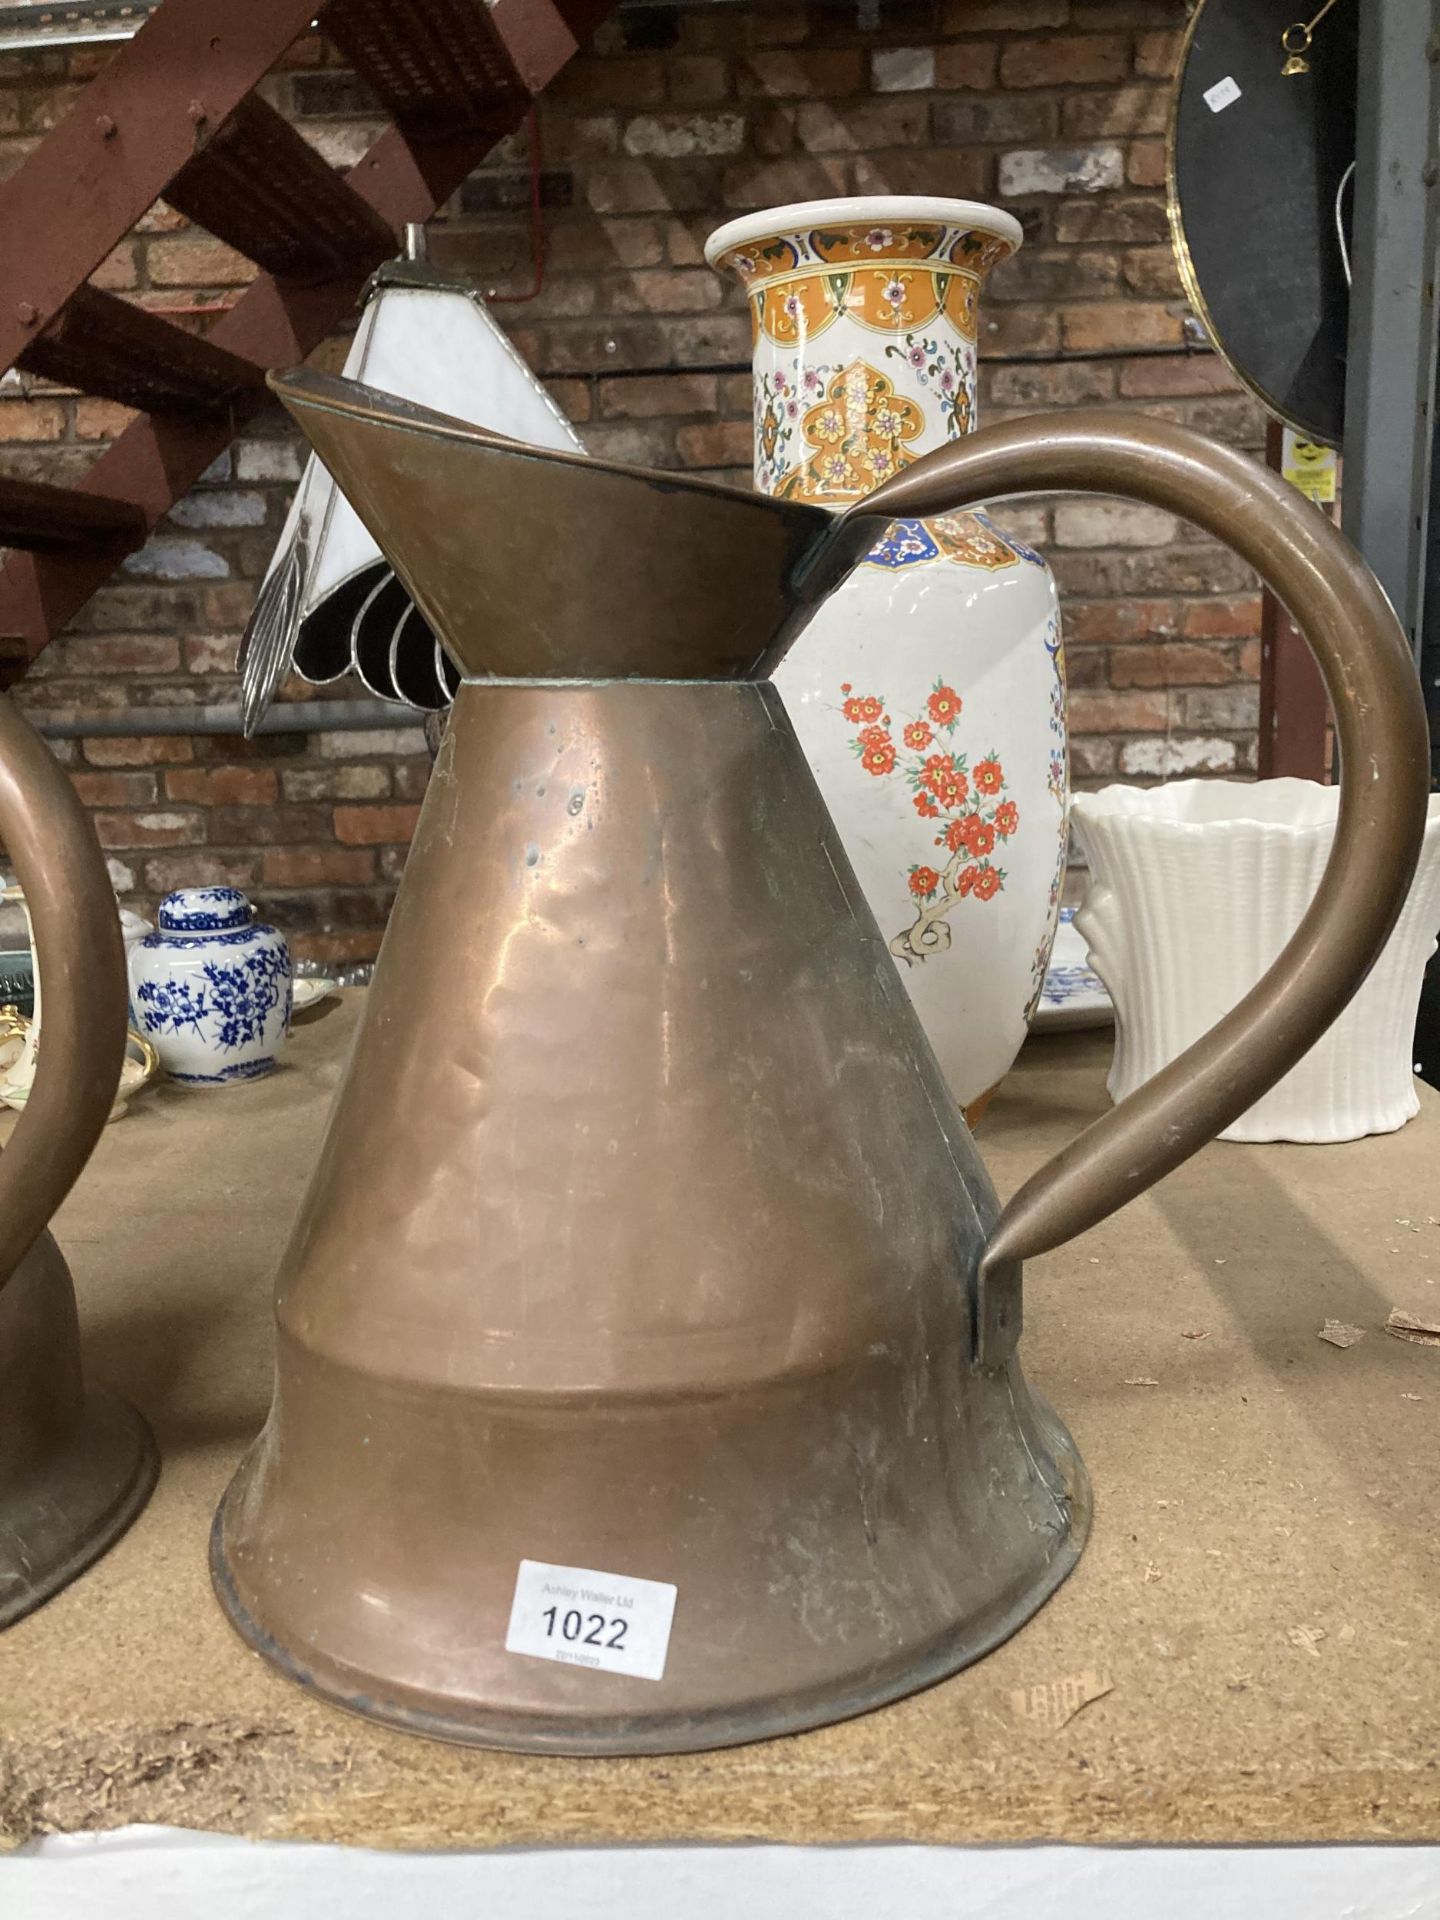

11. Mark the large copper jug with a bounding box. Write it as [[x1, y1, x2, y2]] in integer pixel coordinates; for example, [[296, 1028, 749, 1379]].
[[0, 699, 156, 1627], [213, 372, 1429, 1753]]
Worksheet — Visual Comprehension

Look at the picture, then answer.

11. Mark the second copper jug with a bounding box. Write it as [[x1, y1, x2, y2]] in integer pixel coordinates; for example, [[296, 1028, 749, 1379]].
[[0, 698, 156, 1628], [213, 373, 1428, 1754]]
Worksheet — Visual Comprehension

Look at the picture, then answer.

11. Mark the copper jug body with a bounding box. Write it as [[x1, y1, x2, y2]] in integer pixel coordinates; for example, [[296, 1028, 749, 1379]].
[[216, 677, 1088, 1749], [214, 373, 1429, 1753]]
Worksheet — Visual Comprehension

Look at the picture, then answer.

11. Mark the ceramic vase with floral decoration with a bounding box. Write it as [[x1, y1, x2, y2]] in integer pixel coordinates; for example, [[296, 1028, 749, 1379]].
[[706, 197, 1067, 1121]]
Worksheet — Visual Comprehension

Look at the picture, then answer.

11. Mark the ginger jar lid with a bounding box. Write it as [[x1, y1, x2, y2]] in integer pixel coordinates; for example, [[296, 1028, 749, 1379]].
[[157, 887, 253, 934]]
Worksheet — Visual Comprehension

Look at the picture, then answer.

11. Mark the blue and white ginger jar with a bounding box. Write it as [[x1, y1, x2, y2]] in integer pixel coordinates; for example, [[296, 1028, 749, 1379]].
[[129, 887, 292, 1087]]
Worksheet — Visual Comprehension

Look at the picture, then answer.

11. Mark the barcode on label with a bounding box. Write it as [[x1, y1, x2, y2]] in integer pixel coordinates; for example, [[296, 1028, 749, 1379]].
[[1203, 75, 1241, 113], [504, 1558, 678, 1681]]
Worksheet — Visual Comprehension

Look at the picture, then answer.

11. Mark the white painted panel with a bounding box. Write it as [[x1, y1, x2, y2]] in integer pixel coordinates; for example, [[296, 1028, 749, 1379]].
[[5, 1832, 1440, 1920]]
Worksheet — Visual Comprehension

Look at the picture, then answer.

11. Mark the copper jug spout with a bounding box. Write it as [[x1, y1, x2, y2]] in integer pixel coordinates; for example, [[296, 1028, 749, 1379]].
[[213, 373, 1428, 1752], [261, 370, 846, 682]]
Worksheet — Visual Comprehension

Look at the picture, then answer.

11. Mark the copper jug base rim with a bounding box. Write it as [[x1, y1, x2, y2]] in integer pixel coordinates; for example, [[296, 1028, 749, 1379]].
[[0, 1388, 157, 1631], [209, 1460, 1092, 1757]]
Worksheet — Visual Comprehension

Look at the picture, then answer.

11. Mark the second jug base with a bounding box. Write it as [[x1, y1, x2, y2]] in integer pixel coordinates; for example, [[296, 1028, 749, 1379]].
[[1, 1388, 158, 1631]]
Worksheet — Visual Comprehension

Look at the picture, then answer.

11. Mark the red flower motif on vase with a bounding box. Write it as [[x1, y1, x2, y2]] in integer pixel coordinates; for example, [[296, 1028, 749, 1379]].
[[927, 684, 962, 727], [931, 769, 967, 811], [840, 680, 1017, 963], [843, 694, 884, 725]]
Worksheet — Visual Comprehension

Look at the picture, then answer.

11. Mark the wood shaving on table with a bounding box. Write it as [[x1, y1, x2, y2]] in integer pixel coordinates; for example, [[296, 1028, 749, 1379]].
[[1318, 1320, 1365, 1349], [1007, 1670, 1114, 1735], [1385, 1307, 1440, 1347], [1287, 1625, 1327, 1657]]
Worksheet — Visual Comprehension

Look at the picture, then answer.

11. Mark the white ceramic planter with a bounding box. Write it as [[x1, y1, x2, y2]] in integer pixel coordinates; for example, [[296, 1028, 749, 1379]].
[[1072, 780, 1440, 1143], [706, 197, 1068, 1119]]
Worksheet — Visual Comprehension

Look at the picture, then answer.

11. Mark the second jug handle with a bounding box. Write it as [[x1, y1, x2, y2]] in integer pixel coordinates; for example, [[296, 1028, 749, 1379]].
[[0, 694, 128, 1292], [849, 411, 1431, 1365]]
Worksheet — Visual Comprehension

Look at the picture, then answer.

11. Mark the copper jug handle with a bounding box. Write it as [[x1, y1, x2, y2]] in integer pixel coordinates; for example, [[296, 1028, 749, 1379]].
[[851, 411, 1431, 1364], [0, 695, 128, 1292]]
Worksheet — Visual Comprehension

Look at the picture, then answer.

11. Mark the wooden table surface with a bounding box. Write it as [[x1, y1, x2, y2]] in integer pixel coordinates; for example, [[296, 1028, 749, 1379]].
[[2, 993, 1437, 1850]]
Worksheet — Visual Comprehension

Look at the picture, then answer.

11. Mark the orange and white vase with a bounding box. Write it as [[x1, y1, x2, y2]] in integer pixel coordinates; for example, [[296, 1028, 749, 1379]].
[[706, 196, 1068, 1120]]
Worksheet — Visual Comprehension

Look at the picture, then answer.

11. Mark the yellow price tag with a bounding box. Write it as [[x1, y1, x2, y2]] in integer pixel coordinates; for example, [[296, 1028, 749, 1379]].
[[1281, 429, 1338, 504]]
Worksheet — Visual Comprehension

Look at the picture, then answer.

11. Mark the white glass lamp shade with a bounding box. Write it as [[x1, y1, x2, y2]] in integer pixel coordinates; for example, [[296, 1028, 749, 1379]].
[[241, 265, 583, 723]]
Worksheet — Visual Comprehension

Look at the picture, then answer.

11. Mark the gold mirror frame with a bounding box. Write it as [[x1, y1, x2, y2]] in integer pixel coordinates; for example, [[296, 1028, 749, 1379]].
[[1165, 0, 1345, 445]]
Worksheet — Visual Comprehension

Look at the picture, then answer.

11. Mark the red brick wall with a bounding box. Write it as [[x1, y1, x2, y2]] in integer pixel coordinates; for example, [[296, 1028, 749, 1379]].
[[0, 0, 1264, 963]]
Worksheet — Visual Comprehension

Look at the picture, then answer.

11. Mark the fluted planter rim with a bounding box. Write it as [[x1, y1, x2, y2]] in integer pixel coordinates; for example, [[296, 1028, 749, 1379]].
[[1072, 775, 1361, 833]]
